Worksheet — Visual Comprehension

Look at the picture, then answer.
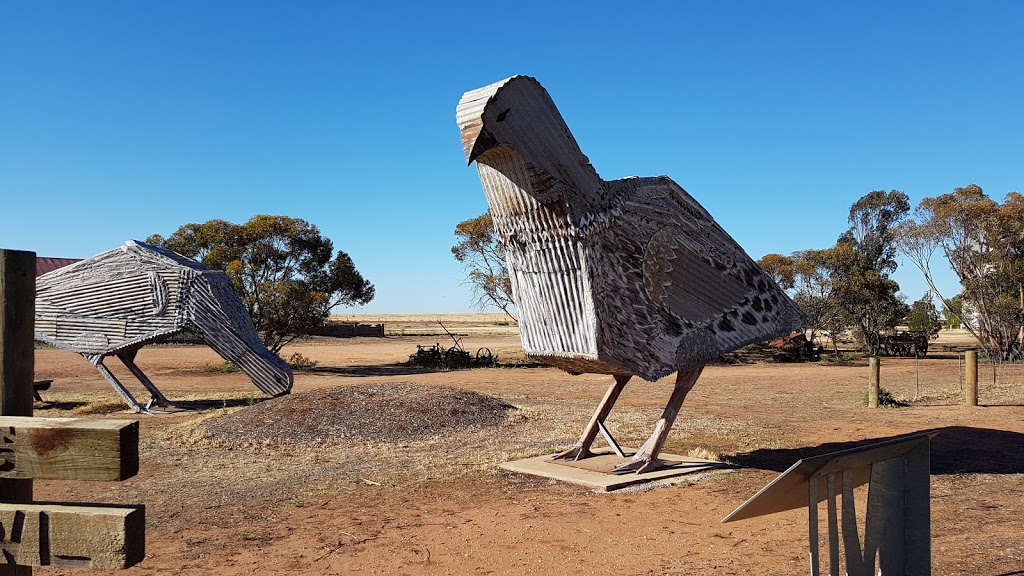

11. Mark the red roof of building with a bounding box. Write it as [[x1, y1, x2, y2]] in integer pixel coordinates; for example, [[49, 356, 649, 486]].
[[36, 257, 82, 277]]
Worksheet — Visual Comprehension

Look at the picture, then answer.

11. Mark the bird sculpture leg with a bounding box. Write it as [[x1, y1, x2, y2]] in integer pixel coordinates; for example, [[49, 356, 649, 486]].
[[85, 354, 149, 413], [553, 375, 630, 461], [117, 350, 173, 410], [614, 366, 704, 474]]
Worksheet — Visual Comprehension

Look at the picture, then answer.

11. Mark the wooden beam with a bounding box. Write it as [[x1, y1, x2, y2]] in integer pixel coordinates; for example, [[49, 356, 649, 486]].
[[1, 249, 35, 576], [0, 417, 138, 481], [0, 502, 144, 569]]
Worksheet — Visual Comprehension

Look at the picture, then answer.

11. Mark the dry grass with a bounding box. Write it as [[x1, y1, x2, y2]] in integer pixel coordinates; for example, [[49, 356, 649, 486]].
[[71, 400, 131, 415], [686, 446, 722, 461]]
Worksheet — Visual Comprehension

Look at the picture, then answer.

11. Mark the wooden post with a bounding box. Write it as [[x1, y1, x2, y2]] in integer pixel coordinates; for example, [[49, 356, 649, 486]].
[[868, 356, 880, 408], [965, 349, 978, 407], [0, 249, 35, 576], [1018, 286, 1023, 348]]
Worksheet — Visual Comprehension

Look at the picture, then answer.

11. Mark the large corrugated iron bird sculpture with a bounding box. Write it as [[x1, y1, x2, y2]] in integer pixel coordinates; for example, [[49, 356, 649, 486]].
[[457, 76, 804, 473], [35, 240, 293, 413]]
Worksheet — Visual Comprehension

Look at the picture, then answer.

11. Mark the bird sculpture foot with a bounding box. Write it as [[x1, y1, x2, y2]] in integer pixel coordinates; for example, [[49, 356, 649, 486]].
[[552, 443, 593, 461], [145, 395, 181, 411], [613, 455, 665, 474], [144, 403, 184, 414]]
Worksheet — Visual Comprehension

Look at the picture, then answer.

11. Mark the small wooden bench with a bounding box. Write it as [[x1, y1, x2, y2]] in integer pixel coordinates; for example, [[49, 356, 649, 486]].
[[32, 379, 52, 402]]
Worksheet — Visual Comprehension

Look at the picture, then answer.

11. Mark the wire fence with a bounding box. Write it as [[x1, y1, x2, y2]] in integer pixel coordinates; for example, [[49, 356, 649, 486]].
[[874, 351, 1024, 406]]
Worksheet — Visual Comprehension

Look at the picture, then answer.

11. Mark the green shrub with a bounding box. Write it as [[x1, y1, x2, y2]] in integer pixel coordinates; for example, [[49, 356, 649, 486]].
[[862, 387, 904, 407], [286, 352, 318, 370], [203, 362, 240, 373]]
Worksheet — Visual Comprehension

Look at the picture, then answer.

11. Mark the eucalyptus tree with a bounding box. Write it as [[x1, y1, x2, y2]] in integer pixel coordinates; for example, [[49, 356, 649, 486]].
[[898, 185, 1024, 358], [149, 215, 374, 352]]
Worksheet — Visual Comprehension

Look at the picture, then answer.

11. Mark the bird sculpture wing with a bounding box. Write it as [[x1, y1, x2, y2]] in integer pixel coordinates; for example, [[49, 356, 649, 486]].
[[594, 176, 805, 375], [35, 266, 179, 355]]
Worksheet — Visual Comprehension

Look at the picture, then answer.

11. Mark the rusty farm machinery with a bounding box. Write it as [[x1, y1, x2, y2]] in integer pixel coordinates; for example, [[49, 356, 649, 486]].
[[768, 332, 824, 362], [408, 321, 496, 369], [868, 330, 930, 357]]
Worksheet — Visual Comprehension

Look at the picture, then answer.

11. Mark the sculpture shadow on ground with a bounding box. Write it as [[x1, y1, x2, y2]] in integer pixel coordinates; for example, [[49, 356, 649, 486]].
[[34, 397, 270, 413], [172, 398, 270, 411], [34, 400, 93, 411], [729, 426, 1024, 475]]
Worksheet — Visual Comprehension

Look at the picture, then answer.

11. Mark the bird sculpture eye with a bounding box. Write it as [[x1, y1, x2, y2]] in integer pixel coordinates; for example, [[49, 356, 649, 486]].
[[496, 108, 511, 122]]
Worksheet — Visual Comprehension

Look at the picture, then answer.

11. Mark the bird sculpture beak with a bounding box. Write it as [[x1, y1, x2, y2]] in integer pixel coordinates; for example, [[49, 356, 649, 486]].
[[464, 127, 498, 165]]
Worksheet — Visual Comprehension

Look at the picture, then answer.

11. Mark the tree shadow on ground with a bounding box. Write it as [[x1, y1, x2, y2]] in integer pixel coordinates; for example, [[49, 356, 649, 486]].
[[729, 426, 1024, 475], [36, 397, 271, 413], [909, 399, 1024, 408]]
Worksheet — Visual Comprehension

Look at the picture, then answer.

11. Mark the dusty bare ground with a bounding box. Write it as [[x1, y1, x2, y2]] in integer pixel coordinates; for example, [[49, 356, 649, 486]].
[[31, 322, 1024, 576]]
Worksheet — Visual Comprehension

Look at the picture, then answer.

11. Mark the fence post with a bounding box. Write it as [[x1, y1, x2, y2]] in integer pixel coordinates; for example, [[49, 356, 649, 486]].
[[965, 349, 978, 407], [0, 249, 35, 576], [868, 356, 880, 408]]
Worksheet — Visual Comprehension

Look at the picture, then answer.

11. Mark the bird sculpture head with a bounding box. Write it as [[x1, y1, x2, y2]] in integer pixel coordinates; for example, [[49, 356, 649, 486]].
[[458, 76, 575, 164], [457, 76, 602, 217], [184, 265, 295, 397], [135, 242, 294, 397]]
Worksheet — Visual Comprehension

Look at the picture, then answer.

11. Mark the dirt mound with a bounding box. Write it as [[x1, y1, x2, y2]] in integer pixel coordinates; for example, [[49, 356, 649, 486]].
[[201, 382, 516, 445]]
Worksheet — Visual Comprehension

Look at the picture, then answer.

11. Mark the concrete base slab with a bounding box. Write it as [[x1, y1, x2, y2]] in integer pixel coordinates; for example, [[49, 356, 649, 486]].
[[499, 450, 727, 491]]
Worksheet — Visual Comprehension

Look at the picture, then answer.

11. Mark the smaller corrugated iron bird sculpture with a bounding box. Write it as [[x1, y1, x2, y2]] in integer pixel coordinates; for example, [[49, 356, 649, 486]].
[[35, 240, 293, 412], [457, 76, 804, 473]]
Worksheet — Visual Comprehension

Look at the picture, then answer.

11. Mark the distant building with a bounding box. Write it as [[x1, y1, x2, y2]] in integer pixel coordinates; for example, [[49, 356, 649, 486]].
[[36, 257, 81, 277]]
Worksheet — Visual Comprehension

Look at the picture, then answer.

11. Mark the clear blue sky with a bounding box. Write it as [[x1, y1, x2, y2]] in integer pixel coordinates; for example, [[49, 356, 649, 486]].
[[2, 1, 1021, 313]]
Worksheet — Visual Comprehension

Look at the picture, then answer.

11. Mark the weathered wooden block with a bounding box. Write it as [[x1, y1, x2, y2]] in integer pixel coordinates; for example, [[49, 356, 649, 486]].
[[0, 502, 144, 569], [0, 417, 138, 481]]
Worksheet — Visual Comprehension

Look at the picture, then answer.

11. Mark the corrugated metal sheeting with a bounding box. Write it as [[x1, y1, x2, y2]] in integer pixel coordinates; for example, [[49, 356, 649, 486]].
[[35, 240, 292, 411]]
